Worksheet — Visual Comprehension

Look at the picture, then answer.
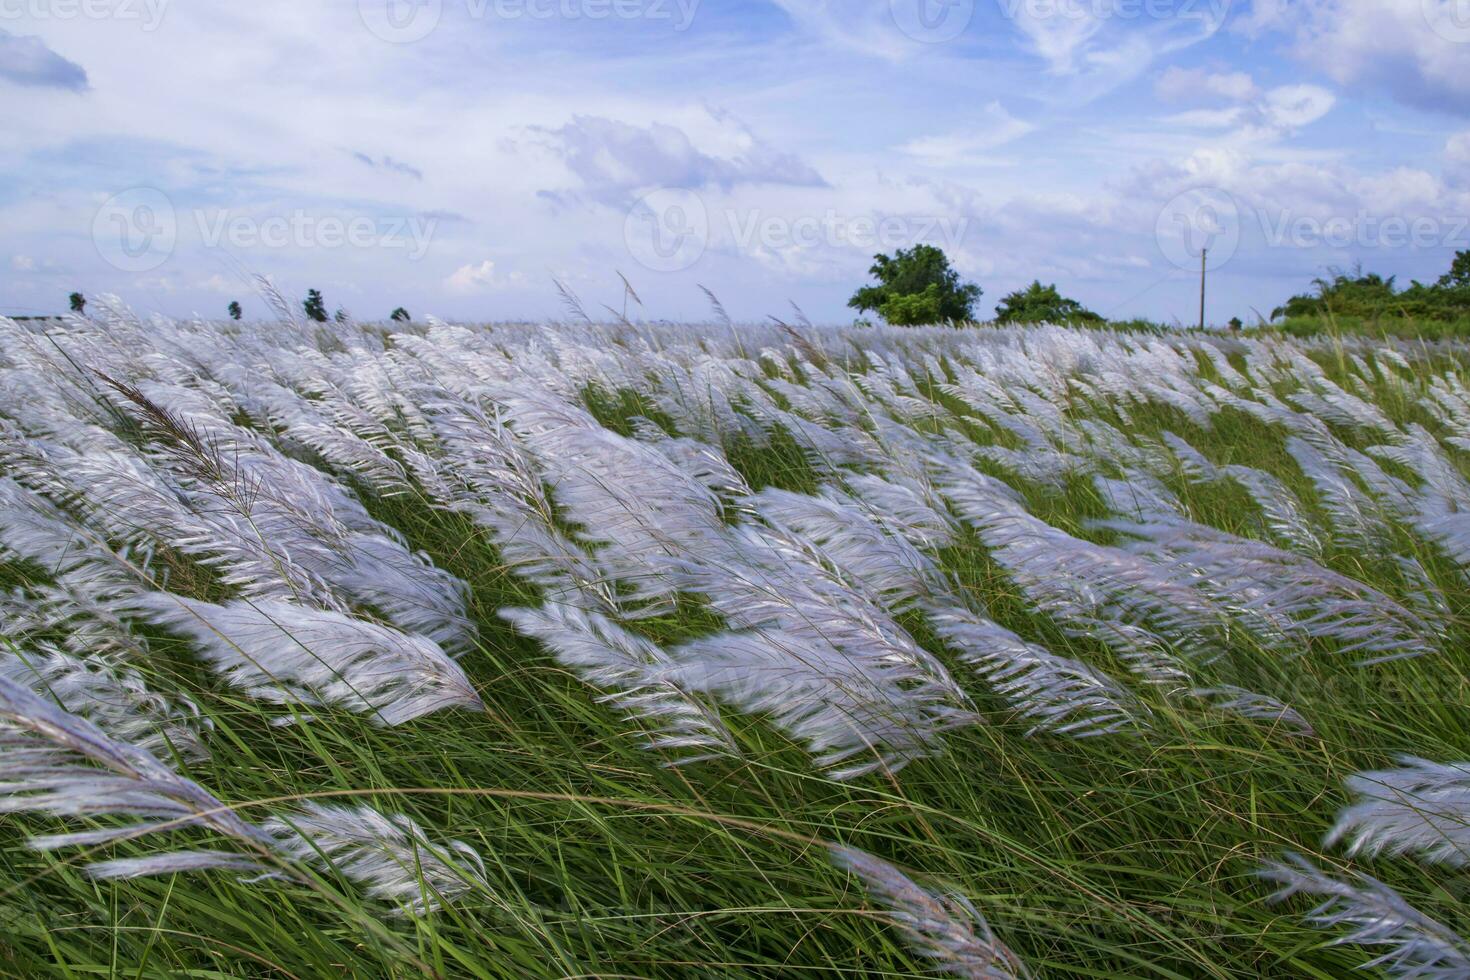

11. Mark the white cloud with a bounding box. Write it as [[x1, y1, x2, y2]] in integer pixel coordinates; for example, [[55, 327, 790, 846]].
[[1161, 107, 1246, 130], [529, 111, 826, 207], [1253, 0, 1470, 115], [446, 260, 520, 293], [1158, 83, 1335, 142], [898, 102, 1036, 167], [1448, 132, 1470, 167], [198, 274, 237, 294], [11, 255, 35, 271], [1230, 0, 1294, 38], [1155, 67, 1259, 103], [1009, 4, 1105, 74], [1261, 85, 1336, 130], [764, 0, 945, 60], [1005, 1, 1229, 103]]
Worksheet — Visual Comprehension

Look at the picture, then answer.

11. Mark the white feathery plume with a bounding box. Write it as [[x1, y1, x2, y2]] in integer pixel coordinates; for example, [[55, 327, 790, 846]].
[[500, 603, 737, 761], [1285, 436, 1398, 553], [927, 605, 1142, 738], [1187, 686, 1314, 737], [5, 372, 472, 655], [752, 486, 948, 612], [1364, 426, 1470, 511], [1093, 472, 1185, 524], [1288, 384, 1398, 435], [263, 802, 489, 915], [0, 477, 162, 659], [419, 399, 622, 614], [832, 846, 1030, 979], [1393, 556, 1452, 623], [1326, 757, 1470, 868], [1104, 521, 1439, 663], [106, 379, 477, 653], [660, 515, 976, 776], [1159, 430, 1218, 482], [125, 594, 483, 726], [1219, 464, 1324, 557], [1086, 620, 1192, 689], [0, 673, 488, 912], [5, 439, 348, 611], [972, 444, 1084, 490], [681, 521, 967, 697], [955, 506, 1225, 659], [1261, 854, 1470, 978], [844, 472, 958, 550], [0, 673, 274, 872], [651, 435, 754, 502], [669, 627, 974, 779], [0, 645, 212, 760], [500, 390, 733, 611]]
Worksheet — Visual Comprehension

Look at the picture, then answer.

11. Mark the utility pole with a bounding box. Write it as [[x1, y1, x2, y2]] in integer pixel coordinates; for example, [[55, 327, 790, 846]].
[[1199, 248, 1208, 331]]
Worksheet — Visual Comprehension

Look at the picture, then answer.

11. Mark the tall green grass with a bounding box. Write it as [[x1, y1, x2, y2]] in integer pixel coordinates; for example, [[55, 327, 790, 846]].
[[2, 325, 1468, 978]]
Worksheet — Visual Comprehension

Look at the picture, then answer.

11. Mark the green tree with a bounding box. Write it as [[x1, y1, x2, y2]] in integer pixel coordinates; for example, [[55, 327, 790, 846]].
[[1271, 258, 1470, 326], [848, 245, 981, 326], [993, 281, 1102, 325], [227, 301, 242, 321], [390, 307, 411, 323], [69, 292, 85, 314], [303, 289, 328, 323], [1438, 249, 1470, 290]]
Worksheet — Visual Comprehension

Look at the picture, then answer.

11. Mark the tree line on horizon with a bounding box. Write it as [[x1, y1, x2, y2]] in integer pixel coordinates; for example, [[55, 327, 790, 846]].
[[55, 246, 1470, 331]]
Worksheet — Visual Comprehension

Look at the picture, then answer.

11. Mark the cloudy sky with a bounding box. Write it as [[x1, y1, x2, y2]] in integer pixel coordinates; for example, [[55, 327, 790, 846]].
[[3, 0, 1469, 324]]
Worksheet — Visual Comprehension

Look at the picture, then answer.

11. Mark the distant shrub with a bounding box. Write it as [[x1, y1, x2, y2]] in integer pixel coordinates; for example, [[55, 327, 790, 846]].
[[848, 245, 981, 326], [390, 307, 411, 323], [303, 289, 328, 324], [1272, 252, 1470, 325], [994, 281, 1102, 326], [228, 301, 242, 321], [69, 292, 85, 314]]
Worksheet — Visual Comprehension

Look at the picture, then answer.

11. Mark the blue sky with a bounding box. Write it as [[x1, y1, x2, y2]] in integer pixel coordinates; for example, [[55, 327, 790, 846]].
[[2, 0, 1469, 324]]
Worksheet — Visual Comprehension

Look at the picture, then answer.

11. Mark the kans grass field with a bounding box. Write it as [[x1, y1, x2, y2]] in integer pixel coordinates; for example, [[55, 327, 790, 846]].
[[3, 292, 1470, 978]]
